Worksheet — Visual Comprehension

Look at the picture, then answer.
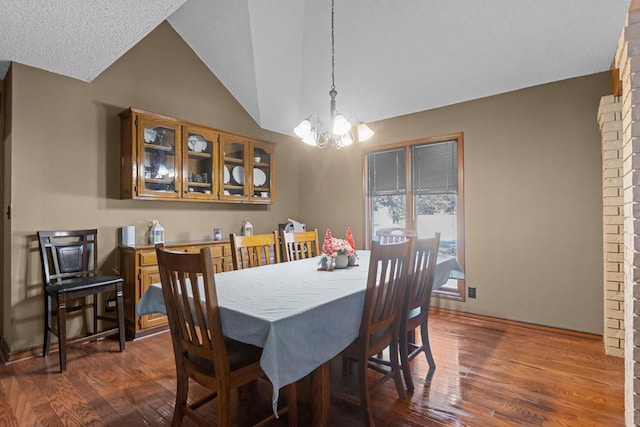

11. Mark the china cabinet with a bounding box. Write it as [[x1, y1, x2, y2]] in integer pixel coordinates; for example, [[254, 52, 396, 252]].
[[120, 108, 274, 204], [182, 124, 218, 200], [118, 240, 234, 339], [120, 111, 182, 200], [219, 133, 275, 204]]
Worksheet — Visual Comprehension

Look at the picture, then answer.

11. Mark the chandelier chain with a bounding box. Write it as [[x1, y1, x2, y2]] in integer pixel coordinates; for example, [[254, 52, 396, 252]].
[[331, 0, 335, 91], [293, 0, 374, 148]]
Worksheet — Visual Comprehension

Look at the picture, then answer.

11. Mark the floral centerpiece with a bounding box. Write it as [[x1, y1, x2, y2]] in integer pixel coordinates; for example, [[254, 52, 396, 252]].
[[320, 228, 356, 270]]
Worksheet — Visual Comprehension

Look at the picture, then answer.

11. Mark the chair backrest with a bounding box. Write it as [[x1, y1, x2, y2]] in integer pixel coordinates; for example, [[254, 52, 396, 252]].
[[37, 229, 100, 285], [280, 229, 320, 262], [230, 231, 281, 270], [405, 233, 441, 319], [360, 239, 414, 352], [155, 244, 228, 378], [375, 227, 417, 244]]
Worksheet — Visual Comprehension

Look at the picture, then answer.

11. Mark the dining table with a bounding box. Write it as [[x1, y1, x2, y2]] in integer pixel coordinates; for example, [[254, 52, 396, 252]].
[[137, 250, 464, 426]]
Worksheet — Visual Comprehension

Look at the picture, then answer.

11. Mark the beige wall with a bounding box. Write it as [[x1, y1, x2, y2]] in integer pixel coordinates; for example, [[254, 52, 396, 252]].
[[300, 73, 608, 334], [3, 21, 610, 353], [5, 23, 301, 351]]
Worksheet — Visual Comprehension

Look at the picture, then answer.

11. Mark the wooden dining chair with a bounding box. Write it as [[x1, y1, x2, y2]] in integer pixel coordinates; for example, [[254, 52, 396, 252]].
[[372, 227, 417, 358], [399, 232, 441, 390], [375, 227, 417, 244], [333, 239, 414, 427], [369, 233, 441, 390], [280, 229, 320, 262], [230, 231, 281, 269], [37, 229, 125, 372], [155, 244, 297, 426]]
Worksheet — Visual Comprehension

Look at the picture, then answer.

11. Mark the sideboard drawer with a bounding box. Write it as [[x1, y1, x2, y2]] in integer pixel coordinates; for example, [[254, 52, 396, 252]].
[[139, 251, 157, 267]]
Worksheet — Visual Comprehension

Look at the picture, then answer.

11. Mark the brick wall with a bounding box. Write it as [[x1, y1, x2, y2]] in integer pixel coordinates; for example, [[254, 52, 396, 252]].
[[599, 95, 625, 358], [613, 5, 640, 424]]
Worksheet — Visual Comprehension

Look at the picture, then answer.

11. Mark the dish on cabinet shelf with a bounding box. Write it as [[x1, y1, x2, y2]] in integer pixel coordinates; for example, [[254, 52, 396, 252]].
[[188, 135, 207, 152], [224, 165, 230, 184], [144, 128, 157, 143], [253, 168, 266, 186], [232, 166, 244, 185]]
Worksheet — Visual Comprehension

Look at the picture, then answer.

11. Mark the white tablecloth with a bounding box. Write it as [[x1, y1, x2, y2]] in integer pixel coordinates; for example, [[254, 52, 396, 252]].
[[137, 250, 464, 409]]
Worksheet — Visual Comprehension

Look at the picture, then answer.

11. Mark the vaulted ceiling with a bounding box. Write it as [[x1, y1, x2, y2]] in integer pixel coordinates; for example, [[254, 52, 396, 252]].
[[0, 0, 631, 136]]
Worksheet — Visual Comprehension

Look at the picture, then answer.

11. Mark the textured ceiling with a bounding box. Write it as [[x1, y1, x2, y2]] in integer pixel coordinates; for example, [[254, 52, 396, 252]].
[[0, 0, 631, 137]]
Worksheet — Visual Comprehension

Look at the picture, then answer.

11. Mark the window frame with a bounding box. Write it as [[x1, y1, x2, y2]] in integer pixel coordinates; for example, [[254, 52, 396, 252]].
[[363, 132, 466, 301]]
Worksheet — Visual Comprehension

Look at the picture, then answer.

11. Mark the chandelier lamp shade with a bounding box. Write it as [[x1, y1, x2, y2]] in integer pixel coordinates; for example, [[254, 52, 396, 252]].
[[293, 0, 374, 149]]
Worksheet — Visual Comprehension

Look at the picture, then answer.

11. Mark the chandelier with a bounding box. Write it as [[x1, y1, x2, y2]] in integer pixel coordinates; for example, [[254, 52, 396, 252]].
[[293, 0, 374, 149]]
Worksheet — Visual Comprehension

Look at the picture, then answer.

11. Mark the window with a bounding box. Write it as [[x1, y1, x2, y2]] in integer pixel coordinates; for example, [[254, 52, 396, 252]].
[[365, 133, 465, 300]]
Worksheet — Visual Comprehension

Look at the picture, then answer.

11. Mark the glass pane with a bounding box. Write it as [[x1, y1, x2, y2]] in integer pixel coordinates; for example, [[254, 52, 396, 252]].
[[186, 132, 214, 195], [415, 193, 457, 254], [416, 193, 458, 290], [252, 146, 271, 199], [143, 125, 176, 193], [371, 194, 407, 238], [222, 141, 246, 198]]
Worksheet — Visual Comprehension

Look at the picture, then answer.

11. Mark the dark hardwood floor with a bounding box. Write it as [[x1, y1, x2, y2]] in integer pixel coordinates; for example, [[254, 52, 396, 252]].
[[0, 311, 624, 426]]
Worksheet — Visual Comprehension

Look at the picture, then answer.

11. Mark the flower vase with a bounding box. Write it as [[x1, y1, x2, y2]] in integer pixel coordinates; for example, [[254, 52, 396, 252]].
[[334, 254, 349, 269]]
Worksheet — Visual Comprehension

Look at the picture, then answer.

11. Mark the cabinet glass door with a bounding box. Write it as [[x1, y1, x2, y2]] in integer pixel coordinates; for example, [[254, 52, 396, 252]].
[[138, 117, 180, 199], [183, 126, 217, 200], [250, 142, 274, 203], [220, 135, 249, 201]]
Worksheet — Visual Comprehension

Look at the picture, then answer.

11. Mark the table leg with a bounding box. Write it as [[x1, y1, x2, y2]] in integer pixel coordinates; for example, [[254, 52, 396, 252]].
[[311, 361, 330, 427]]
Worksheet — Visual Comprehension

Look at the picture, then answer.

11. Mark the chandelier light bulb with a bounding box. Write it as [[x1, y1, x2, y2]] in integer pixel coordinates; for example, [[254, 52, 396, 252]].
[[294, 119, 312, 139], [356, 123, 375, 141], [333, 113, 351, 135]]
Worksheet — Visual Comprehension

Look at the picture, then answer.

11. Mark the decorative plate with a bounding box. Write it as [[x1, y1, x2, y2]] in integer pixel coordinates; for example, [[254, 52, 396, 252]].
[[144, 128, 157, 143], [253, 168, 266, 186], [232, 166, 244, 185], [224, 165, 230, 184], [188, 135, 207, 152]]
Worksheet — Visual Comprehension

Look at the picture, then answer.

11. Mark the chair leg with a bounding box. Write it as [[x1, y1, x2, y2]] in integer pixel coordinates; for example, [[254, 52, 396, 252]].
[[217, 388, 231, 427], [43, 294, 52, 357], [356, 358, 375, 427], [92, 293, 98, 334], [116, 287, 126, 351], [172, 368, 188, 427], [389, 339, 406, 399], [57, 297, 67, 372], [399, 330, 414, 392], [420, 320, 436, 379]]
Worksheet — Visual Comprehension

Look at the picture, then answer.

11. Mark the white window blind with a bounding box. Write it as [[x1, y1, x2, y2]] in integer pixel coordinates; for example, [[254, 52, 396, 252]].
[[412, 140, 458, 195], [367, 148, 406, 195]]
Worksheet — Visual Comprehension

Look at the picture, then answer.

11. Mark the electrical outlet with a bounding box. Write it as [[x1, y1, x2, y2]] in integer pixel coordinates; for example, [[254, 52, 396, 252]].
[[105, 298, 117, 312], [468, 287, 476, 299]]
